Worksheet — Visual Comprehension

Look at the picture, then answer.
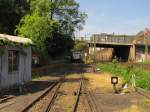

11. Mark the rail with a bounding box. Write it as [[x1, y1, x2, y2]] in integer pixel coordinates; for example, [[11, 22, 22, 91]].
[[45, 82, 62, 112], [135, 87, 150, 99], [72, 77, 82, 112], [21, 82, 58, 112], [73, 72, 100, 112], [82, 75, 101, 112]]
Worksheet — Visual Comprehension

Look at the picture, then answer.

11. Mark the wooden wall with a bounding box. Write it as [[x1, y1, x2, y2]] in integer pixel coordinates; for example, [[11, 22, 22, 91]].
[[0, 46, 32, 90]]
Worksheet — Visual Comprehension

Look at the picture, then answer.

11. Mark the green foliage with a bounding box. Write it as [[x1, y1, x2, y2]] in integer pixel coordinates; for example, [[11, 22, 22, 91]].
[[17, 10, 59, 54], [30, 0, 52, 14], [0, 47, 5, 56], [46, 33, 74, 57], [0, 39, 9, 46], [16, 0, 87, 58], [51, 0, 88, 35], [73, 40, 88, 52], [138, 61, 150, 65], [112, 57, 118, 73], [112, 57, 118, 65], [0, 0, 29, 34], [97, 63, 150, 90], [32, 73, 41, 79]]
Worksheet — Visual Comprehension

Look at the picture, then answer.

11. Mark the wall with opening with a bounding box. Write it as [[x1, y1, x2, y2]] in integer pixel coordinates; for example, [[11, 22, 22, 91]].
[[113, 46, 130, 62]]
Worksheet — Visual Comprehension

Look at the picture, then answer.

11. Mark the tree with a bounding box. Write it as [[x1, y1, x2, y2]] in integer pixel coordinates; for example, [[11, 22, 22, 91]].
[[74, 40, 88, 52], [48, 0, 87, 36], [17, 11, 58, 54], [0, 0, 29, 34], [46, 32, 74, 58], [16, 0, 59, 54], [16, 0, 87, 59]]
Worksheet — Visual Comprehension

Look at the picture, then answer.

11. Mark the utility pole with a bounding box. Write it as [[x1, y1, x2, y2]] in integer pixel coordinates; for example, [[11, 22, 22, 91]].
[[93, 35, 96, 72], [144, 36, 148, 55], [144, 28, 149, 55]]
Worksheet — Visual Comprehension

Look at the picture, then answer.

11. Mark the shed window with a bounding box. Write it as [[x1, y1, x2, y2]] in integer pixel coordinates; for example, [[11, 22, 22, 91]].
[[8, 50, 19, 73]]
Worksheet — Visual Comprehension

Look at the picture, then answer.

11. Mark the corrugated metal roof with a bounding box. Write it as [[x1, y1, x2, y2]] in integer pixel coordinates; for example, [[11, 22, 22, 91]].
[[0, 34, 33, 45]]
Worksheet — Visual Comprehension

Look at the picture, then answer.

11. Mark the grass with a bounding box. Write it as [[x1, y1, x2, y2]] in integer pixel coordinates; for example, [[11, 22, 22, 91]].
[[137, 61, 150, 65], [84, 73, 123, 93], [32, 73, 41, 79], [96, 62, 150, 90]]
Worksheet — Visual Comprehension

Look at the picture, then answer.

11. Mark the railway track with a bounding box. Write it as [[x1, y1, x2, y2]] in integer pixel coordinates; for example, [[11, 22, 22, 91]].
[[135, 87, 150, 100], [21, 81, 58, 112], [47, 73, 84, 112], [21, 77, 64, 112], [73, 64, 100, 112], [21, 82, 58, 112], [45, 82, 62, 112], [46, 64, 96, 112], [73, 71, 99, 112], [72, 74, 83, 112], [81, 75, 101, 112], [22, 64, 98, 112], [22, 74, 83, 112]]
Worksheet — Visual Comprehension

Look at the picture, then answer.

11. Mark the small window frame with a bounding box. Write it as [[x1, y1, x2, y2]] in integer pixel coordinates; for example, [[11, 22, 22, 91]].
[[8, 50, 19, 74]]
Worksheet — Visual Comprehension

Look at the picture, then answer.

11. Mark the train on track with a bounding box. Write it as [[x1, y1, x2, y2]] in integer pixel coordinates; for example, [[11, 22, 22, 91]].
[[70, 51, 83, 63]]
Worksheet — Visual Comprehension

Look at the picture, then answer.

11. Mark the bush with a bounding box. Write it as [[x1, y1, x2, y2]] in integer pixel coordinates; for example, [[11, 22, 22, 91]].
[[32, 73, 41, 79], [97, 63, 150, 90]]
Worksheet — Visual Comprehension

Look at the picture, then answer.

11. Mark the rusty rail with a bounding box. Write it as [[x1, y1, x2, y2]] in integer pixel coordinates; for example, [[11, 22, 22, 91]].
[[82, 75, 101, 112], [21, 82, 58, 112], [45, 82, 62, 112], [135, 87, 150, 99], [72, 77, 82, 112]]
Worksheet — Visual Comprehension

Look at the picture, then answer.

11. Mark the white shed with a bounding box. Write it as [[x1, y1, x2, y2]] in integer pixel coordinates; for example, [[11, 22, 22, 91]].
[[0, 34, 33, 90]]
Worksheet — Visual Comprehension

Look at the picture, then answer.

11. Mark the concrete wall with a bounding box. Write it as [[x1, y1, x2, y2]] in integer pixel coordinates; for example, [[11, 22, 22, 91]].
[[89, 47, 105, 55], [89, 47, 113, 61], [0, 46, 32, 90], [129, 45, 136, 61], [136, 53, 150, 62], [96, 48, 113, 61], [135, 46, 150, 62]]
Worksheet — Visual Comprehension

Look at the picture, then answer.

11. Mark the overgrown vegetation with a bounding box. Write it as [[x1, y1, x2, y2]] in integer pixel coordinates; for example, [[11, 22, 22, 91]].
[[16, 0, 87, 58], [0, 0, 87, 62], [138, 61, 150, 65], [73, 40, 88, 52], [32, 73, 41, 79], [97, 62, 150, 90], [0, 0, 29, 35]]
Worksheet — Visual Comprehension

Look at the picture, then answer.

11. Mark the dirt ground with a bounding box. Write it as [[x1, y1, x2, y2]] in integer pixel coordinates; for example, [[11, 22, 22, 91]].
[[84, 73, 150, 112]]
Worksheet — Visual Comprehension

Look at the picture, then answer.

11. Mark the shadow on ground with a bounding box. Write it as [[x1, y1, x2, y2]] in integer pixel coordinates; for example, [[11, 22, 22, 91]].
[[0, 63, 91, 98]]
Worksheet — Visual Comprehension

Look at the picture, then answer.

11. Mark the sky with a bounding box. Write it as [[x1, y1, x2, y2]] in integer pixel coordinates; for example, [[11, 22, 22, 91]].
[[76, 0, 150, 37]]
